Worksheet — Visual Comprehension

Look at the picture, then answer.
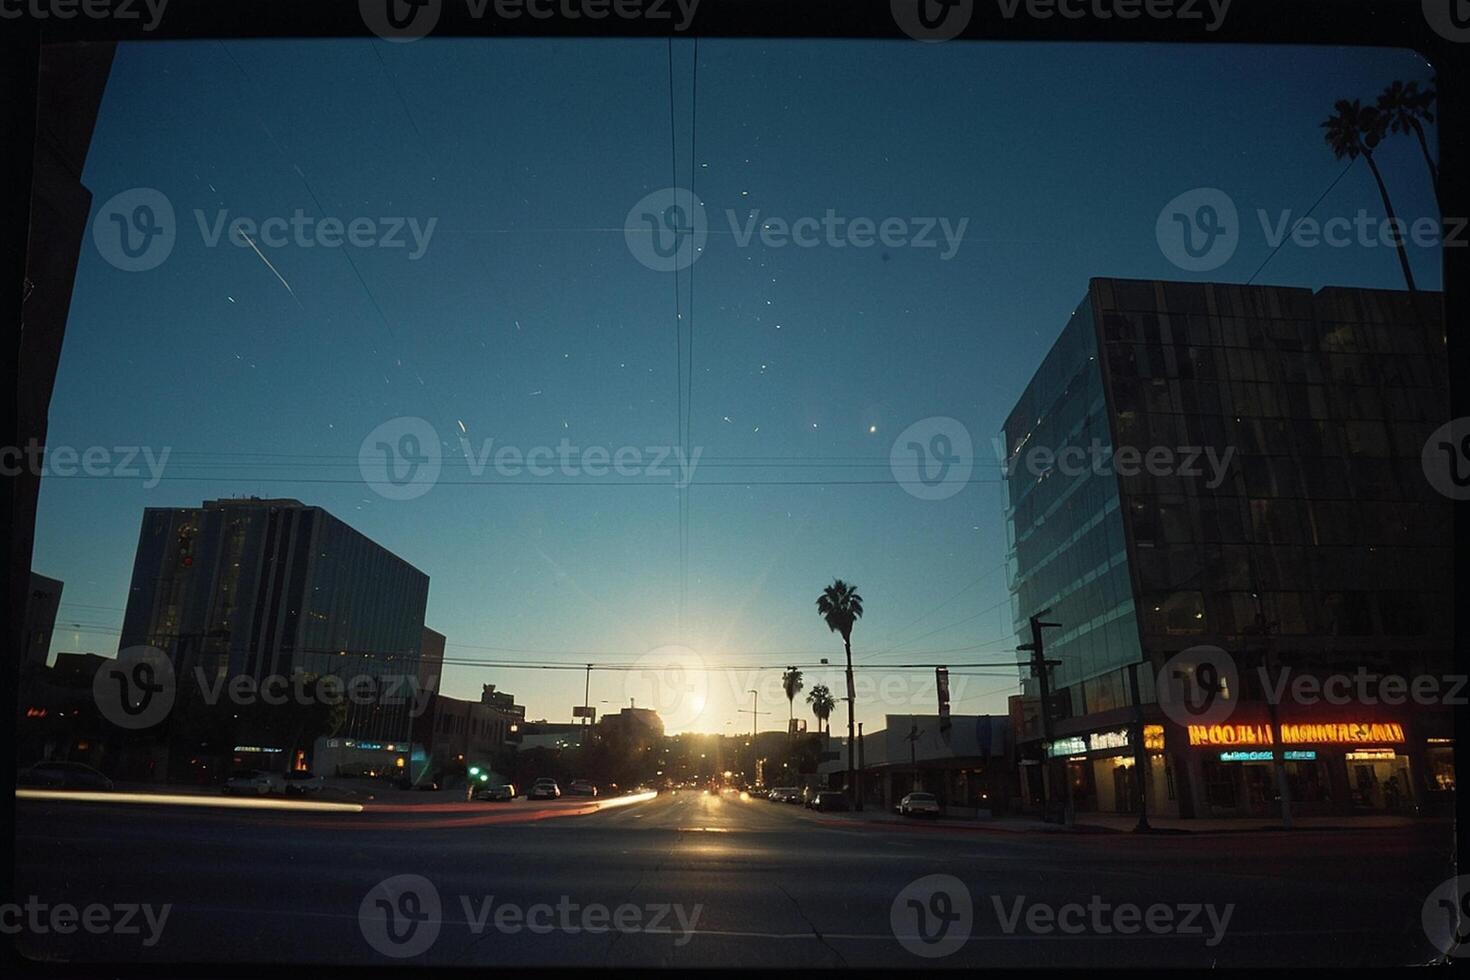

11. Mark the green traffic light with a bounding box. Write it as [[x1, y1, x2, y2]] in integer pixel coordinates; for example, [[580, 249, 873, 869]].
[[479, 773, 489, 782], [469, 766, 481, 776]]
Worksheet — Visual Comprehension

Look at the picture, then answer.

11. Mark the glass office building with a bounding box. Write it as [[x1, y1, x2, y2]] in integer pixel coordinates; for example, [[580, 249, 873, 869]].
[[120, 498, 430, 765], [1003, 279, 1453, 819]]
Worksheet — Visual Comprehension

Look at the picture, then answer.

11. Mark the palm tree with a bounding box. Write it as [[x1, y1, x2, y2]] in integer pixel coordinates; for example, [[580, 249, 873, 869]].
[[815, 579, 863, 807], [805, 683, 835, 734], [1321, 98, 1416, 291], [1377, 80, 1438, 200], [781, 668, 804, 732]]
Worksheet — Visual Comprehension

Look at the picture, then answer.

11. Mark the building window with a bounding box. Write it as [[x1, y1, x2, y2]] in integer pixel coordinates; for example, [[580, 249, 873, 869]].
[[1203, 761, 1237, 808]]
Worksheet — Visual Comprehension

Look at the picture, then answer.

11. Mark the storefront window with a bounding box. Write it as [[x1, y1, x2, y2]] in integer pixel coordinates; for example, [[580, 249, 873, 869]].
[[1427, 747, 1455, 792], [1285, 760, 1330, 803], [1203, 760, 1237, 808]]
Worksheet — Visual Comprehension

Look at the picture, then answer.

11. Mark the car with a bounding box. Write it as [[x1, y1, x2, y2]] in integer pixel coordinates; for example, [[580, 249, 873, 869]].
[[17, 760, 114, 791], [283, 770, 325, 795], [225, 769, 285, 796], [811, 791, 850, 812], [898, 791, 942, 818], [528, 778, 561, 800], [769, 786, 801, 804], [474, 783, 516, 801], [566, 779, 598, 797]]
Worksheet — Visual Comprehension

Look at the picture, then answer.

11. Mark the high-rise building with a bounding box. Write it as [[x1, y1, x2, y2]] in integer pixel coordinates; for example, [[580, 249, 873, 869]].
[[420, 627, 446, 695], [119, 498, 431, 756], [1003, 278, 1453, 820], [23, 571, 64, 666]]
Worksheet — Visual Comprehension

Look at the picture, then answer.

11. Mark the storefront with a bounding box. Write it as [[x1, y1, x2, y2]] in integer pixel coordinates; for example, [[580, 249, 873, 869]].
[[1032, 708, 1452, 822], [1044, 724, 1177, 818], [1176, 716, 1447, 818]]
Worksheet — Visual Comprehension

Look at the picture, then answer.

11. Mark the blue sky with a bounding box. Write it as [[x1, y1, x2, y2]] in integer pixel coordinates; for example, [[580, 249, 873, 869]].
[[36, 37, 1440, 733]]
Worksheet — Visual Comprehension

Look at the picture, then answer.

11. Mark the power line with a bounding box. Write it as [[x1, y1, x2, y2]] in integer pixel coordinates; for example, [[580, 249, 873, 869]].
[[854, 559, 1010, 660], [1246, 159, 1355, 284]]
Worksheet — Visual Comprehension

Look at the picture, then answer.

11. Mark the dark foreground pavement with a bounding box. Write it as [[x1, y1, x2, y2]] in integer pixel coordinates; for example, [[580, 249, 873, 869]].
[[9, 788, 1458, 968]]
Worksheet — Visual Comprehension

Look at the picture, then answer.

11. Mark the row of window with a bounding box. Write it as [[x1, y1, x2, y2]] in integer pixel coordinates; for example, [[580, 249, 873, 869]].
[[1130, 496, 1447, 550], [1101, 311, 1441, 359], [1135, 589, 1444, 638], [1113, 376, 1444, 424]]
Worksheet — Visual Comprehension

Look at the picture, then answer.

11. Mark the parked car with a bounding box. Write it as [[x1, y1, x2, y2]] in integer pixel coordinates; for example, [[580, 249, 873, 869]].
[[474, 783, 516, 801], [528, 778, 562, 800], [898, 791, 942, 818], [17, 761, 114, 792], [283, 770, 325, 795], [566, 779, 598, 797], [811, 790, 850, 812], [225, 769, 286, 796], [770, 786, 802, 804]]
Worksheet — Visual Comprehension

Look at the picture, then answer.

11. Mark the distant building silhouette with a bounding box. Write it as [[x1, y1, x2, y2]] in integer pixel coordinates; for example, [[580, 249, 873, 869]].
[[23, 571, 63, 666]]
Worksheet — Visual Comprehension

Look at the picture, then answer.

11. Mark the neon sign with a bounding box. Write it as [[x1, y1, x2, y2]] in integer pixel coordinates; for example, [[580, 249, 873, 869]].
[[1143, 725, 1165, 751], [1089, 729, 1130, 751], [1219, 750, 1317, 762], [1046, 736, 1087, 757], [1188, 722, 1404, 747]]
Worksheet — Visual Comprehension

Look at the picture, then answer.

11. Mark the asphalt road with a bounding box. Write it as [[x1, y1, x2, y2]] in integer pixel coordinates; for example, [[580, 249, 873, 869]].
[[9, 789, 1458, 967]]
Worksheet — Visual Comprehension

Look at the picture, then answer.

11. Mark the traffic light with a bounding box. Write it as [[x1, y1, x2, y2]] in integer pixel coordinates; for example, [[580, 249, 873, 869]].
[[468, 765, 481, 777]]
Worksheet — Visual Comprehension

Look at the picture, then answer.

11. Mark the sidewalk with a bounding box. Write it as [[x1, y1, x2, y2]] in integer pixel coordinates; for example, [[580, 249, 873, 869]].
[[1068, 812, 1439, 834], [804, 804, 1443, 836], [803, 806, 1080, 835]]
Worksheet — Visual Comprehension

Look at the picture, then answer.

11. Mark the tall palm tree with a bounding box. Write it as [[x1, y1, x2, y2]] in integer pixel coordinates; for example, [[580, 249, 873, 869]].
[[815, 579, 863, 807], [1321, 98, 1416, 291], [1377, 80, 1438, 201], [805, 683, 835, 734], [781, 668, 804, 732]]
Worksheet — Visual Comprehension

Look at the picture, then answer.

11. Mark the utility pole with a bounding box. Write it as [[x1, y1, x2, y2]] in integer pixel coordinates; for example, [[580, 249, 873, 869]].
[[906, 718, 923, 792], [1018, 609, 1065, 824], [583, 664, 592, 729], [1252, 599, 1293, 830], [736, 692, 768, 744], [1243, 546, 1292, 831], [1127, 663, 1151, 832]]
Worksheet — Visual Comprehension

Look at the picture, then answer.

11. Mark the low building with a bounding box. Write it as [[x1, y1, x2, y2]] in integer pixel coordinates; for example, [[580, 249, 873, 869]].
[[519, 720, 589, 751], [406, 684, 525, 782], [818, 714, 1015, 815], [419, 627, 445, 695], [16, 652, 170, 781]]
